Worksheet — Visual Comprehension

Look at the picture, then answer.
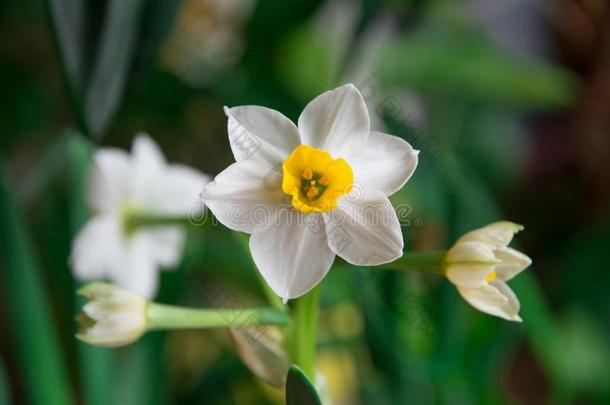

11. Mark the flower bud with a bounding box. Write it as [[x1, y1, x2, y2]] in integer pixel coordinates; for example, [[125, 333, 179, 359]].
[[445, 222, 532, 322], [76, 283, 147, 347]]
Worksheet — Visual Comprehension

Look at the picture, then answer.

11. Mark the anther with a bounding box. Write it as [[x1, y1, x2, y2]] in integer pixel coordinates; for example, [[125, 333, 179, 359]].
[[319, 176, 329, 186], [306, 187, 319, 198], [302, 168, 313, 180]]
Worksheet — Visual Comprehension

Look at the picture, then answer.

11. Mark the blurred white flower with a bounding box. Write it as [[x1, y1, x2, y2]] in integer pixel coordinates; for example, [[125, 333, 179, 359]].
[[70, 134, 209, 298], [203, 84, 419, 302], [445, 221, 532, 322], [76, 282, 147, 347]]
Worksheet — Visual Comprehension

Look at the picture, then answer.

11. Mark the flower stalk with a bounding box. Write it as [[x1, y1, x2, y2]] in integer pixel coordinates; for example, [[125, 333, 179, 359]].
[[290, 285, 320, 380], [385, 251, 447, 274], [146, 303, 291, 330], [123, 211, 210, 233]]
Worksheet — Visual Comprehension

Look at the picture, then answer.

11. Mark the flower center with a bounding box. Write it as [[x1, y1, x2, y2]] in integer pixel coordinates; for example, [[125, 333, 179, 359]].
[[486, 270, 497, 283], [282, 145, 353, 214]]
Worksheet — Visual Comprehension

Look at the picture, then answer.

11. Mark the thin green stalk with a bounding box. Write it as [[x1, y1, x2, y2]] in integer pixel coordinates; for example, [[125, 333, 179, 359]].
[[290, 285, 321, 380], [386, 251, 447, 273], [124, 212, 203, 232], [146, 303, 291, 330]]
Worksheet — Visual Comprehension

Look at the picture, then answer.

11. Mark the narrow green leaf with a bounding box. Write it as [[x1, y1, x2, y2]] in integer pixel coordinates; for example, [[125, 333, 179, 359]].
[[378, 31, 578, 108], [0, 360, 11, 405], [0, 158, 73, 405], [66, 131, 115, 405], [85, 0, 146, 137], [43, 0, 88, 132], [66, 130, 92, 227], [113, 336, 168, 405], [285, 365, 323, 405]]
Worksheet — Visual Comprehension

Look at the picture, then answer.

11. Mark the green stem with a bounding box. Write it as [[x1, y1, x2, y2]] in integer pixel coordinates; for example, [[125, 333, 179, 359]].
[[290, 285, 320, 380], [146, 303, 290, 330], [124, 210, 214, 234], [384, 251, 447, 273]]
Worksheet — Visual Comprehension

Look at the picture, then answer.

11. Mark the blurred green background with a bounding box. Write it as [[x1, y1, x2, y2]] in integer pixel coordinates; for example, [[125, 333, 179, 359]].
[[1, 0, 610, 404]]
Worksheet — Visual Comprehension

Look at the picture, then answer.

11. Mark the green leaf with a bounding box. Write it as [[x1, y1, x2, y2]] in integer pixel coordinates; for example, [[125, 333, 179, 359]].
[[65, 131, 115, 405], [45, 0, 145, 137], [43, 0, 88, 131], [0, 158, 74, 405], [113, 336, 168, 405], [378, 30, 578, 108], [285, 365, 323, 405], [66, 130, 93, 227], [84, 0, 146, 137], [0, 360, 11, 405]]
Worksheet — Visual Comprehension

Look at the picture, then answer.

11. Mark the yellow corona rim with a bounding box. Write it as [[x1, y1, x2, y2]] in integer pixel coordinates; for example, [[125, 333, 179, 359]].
[[282, 145, 353, 214]]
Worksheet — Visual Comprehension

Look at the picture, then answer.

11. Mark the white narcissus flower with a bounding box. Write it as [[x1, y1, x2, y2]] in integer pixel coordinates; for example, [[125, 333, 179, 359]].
[[445, 221, 532, 322], [70, 134, 209, 298], [76, 283, 147, 347], [203, 84, 419, 302]]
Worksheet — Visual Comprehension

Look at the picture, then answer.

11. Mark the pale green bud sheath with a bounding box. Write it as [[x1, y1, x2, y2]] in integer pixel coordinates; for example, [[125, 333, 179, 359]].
[[76, 283, 291, 348]]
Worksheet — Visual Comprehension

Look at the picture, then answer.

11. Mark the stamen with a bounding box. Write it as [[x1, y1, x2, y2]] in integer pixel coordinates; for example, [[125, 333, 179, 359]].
[[486, 271, 497, 283], [319, 176, 329, 186], [302, 168, 313, 181], [306, 187, 319, 198]]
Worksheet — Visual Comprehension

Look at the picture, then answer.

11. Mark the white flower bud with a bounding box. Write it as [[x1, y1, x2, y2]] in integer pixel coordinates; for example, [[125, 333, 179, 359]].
[[76, 283, 147, 347], [445, 222, 532, 322]]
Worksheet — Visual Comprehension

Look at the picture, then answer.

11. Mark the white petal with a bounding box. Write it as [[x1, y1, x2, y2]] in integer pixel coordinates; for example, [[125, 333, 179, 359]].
[[298, 84, 370, 157], [348, 131, 419, 196], [70, 215, 123, 281], [445, 241, 498, 289], [144, 164, 210, 215], [80, 284, 145, 318], [323, 188, 402, 265], [225, 106, 300, 165], [87, 148, 131, 213], [138, 227, 186, 268], [113, 236, 159, 299], [494, 246, 532, 281], [490, 280, 522, 321], [132, 133, 166, 169], [131, 133, 167, 201], [458, 282, 522, 322], [83, 312, 145, 347], [457, 221, 524, 249], [249, 211, 335, 301], [202, 160, 287, 233]]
